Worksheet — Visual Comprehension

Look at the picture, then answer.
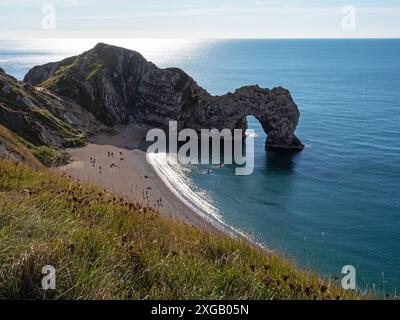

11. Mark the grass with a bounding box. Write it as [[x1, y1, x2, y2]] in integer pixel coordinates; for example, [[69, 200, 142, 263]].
[[0, 85, 86, 167], [0, 159, 361, 300], [15, 137, 70, 167], [85, 63, 104, 81], [0, 125, 43, 169], [39, 57, 78, 88], [1, 73, 87, 163], [28, 145, 70, 167], [41, 52, 104, 86], [31, 109, 86, 147]]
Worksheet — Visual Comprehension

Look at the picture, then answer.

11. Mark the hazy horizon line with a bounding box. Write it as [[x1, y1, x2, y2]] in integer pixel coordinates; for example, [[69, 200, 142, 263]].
[[0, 37, 399, 41]]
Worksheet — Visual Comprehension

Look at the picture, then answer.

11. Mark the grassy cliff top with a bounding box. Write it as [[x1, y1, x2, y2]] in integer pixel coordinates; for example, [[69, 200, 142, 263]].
[[0, 159, 360, 300]]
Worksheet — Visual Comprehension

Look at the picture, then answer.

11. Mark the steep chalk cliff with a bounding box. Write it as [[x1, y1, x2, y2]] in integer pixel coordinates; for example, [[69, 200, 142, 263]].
[[25, 43, 304, 150]]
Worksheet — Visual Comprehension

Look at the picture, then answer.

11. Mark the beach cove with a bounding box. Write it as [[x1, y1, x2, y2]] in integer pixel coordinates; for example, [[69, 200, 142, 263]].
[[1, 39, 399, 294]]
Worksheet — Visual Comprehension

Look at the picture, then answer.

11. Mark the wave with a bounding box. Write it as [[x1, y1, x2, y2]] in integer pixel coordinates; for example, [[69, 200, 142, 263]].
[[146, 152, 253, 240]]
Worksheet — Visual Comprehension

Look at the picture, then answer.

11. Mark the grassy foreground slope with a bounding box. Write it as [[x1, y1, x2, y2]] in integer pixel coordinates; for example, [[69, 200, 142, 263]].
[[0, 159, 358, 300]]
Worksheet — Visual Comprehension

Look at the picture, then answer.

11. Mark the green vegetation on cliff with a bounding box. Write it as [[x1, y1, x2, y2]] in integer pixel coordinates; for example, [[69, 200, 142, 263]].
[[20, 139, 70, 167], [0, 159, 359, 300], [0, 125, 43, 169], [1, 65, 98, 168]]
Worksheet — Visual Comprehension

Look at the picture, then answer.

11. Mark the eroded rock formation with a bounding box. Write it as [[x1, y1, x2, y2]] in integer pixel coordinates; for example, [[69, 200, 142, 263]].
[[0, 66, 103, 166], [25, 43, 304, 150]]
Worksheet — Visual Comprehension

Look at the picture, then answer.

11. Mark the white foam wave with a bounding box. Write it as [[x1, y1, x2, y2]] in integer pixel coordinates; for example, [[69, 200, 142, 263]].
[[146, 152, 251, 239]]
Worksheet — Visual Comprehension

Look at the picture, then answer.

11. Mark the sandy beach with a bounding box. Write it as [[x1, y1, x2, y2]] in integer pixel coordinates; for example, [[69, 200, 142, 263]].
[[56, 124, 222, 234]]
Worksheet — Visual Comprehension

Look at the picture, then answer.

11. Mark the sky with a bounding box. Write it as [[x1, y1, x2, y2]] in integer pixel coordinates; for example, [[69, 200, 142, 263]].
[[0, 0, 399, 39]]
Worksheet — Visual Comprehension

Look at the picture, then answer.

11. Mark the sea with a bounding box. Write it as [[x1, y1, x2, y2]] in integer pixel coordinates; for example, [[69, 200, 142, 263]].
[[1, 39, 399, 296]]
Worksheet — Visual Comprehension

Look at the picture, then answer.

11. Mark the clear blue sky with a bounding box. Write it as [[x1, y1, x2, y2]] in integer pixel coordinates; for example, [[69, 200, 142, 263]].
[[0, 0, 399, 38]]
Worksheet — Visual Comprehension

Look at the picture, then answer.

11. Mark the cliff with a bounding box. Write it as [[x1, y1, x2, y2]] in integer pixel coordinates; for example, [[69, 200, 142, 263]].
[[0, 67, 101, 165], [0, 124, 43, 169], [25, 43, 304, 150]]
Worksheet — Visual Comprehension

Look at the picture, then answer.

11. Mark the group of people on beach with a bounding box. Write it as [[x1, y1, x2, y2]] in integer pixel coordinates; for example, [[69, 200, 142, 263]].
[[89, 156, 96, 167], [89, 150, 125, 172], [106, 151, 123, 168], [88, 150, 163, 210], [88, 149, 127, 175], [89, 157, 102, 174]]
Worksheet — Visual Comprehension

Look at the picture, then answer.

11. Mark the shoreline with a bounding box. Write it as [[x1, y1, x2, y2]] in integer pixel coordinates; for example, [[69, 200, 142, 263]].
[[56, 124, 255, 243], [49, 124, 370, 297], [146, 152, 255, 241]]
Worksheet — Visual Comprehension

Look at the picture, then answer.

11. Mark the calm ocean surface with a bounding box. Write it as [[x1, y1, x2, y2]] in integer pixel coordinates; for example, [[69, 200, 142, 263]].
[[1, 39, 399, 294]]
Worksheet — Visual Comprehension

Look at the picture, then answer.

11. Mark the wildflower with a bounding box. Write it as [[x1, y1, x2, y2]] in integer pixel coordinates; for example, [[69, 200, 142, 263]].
[[283, 274, 289, 281], [263, 276, 272, 286]]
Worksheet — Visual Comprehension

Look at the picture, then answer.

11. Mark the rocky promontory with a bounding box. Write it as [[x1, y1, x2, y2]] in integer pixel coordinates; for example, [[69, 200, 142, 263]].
[[1, 43, 303, 167], [25, 43, 304, 150]]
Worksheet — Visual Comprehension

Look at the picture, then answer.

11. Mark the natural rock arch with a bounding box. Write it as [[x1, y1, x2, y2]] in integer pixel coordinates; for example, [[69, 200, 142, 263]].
[[188, 85, 303, 150], [24, 43, 304, 150]]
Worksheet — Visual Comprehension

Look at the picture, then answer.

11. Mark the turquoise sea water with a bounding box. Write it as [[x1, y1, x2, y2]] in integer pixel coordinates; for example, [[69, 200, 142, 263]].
[[1, 39, 399, 295]]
